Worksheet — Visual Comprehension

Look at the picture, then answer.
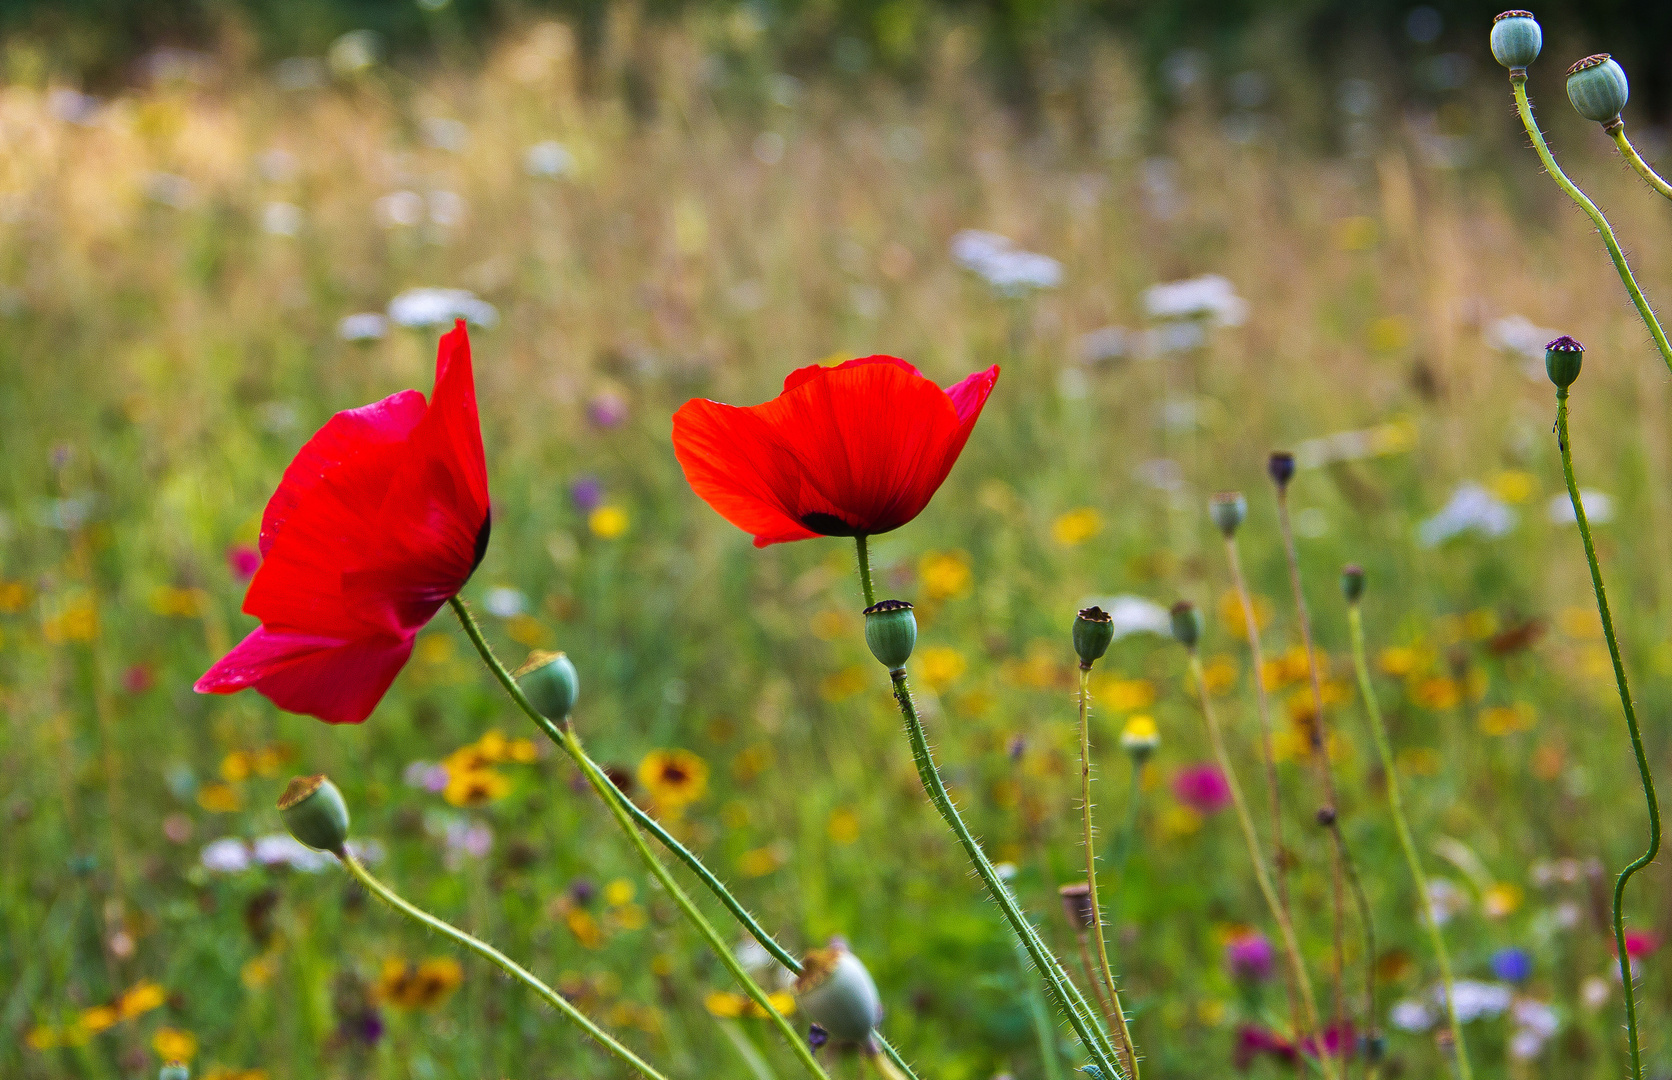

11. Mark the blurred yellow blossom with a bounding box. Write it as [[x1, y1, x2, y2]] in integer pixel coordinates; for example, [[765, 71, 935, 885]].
[[1378, 646, 1421, 677], [739, 846, 781, 877], [1160, 805, 1203, 840], [1217, 590, 1272, 639], [810, 608, 850, 641], [588, 505, 629, 539], [0, 580, 31, 612], [705, 991, 747, 1018], [1051, 508, 1102, 546], [564, 906, 605, 949], [639, 749, 709, 809], [1482, 883, 1523, 919], [1097, 676, 1155, 711], [117, 981, 167, 1019], [44, 597, 99, 643], [1201, 654, 1239, 696], [1479, 703, 1535, 736], [197, 782, 242, 813], [1463, 608, 1500, 639], [916, 646, 967, 691], [78, 1005, 119, 1034], [828, 806, 861, 844], [918, 550, 972, 600], [220, 751, 253, 782], [378, 958, 464, 1009], [1409, 677, 1461, 710], [1396, 747, 1443, 777], [443, 767, 510, 807], [1120, 715, 1159, 753], [819, 665, 868, 702], [152, 1028, 198, 1062], [1489, 470, 1536, 505], [149, 586, 205, 618], [732, 744, 772, 782], [604, 878, 636, 906], [506, 613, 549, 646]]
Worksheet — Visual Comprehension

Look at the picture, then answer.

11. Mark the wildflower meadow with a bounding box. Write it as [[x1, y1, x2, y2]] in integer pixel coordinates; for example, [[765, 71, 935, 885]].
[[4, 6, 1672, 1080]]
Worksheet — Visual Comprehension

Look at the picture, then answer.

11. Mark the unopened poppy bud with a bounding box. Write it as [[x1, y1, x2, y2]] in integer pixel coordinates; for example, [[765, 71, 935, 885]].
[[1073, 607, 1115, 669], [278, 774, 350, 853], [1545, 335, 1583, 389], [1058, 882, 1097, 932], [1120, 715, 1160, 763], [1316, 805, 1337, 827], [795, 944, 884, 1044], [515, 650, 579, 720], [1267, 452, 1296, 490], [1341, 564, 1365, 604], [1170, 601, 1202, 650], [863, 600, 917, 672], [1210, 492, 1247, 537], [160, 1065, 190, 1080], [1490, 11, 1541, 71], [1567, 55, 1628, 125]]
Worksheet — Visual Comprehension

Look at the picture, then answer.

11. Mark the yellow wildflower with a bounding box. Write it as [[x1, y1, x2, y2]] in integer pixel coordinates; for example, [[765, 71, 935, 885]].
[[1051, 508, 1102, 546], [918, 550, 972, 600], [915, 646, 967, 691], [819, 665, 867, 702], [152, 1028, 198, 1062], [639, 749, 709, 808], [588, 505, 628, 539], [1483, 883, 1523, 919], [1479, 703, 1535, 736], [377, 958, 464, 1009], [739, 846, 781, 877], [116, 981, 167, 1019], [604, 878, 636, 906], [196, 782, 242, 813], [443, 767, 511, 807], [827, 806, 861, 845]]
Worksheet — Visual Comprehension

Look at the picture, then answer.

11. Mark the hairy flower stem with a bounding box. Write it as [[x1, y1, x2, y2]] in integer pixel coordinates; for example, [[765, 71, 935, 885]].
[[1510, 76, 1672, 378], [337, 850, 669, 1080], [1186, 652, 1336, 1080], [1077, 667, 1140, 1077], [1274, 488, 1349, 1040], [856, 535, 877, 607], [1346, 605, 1471, 1080], [1610, 124, 1672, 202], [1555, 390, 1661, 1080], [449, 598, 835, 1080], [888, 667, 1125, 1078], [1222, 534, 1302, 1040]]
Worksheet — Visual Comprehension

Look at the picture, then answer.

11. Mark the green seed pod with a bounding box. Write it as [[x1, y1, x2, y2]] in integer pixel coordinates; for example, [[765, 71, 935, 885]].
[[515, 650, 579, 720], [863, 600, 917, 671], [1545, 335, 1584, 389], [1567, 54, 1628, 125], [1341, 564, 1366, 604], [1210, 491, 1247, 537], [1073, 606, 1115, 669], [1170, 601, 1202, 650], [795, 945, 883, 1043], [1490, 11, 1542, 71], [159, 1065, 190, 1080], [277, 774, 350, 853]]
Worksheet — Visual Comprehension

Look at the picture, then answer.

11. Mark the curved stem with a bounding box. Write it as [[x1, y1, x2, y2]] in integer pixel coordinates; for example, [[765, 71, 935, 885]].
[[856, 536, 876, 608], [1224, 534, 1303, 1043], [1556, 390, 1661, 1080], [1347, 605, 1470, 1080], [448, 598, 833, 1080], [1511, 77, 1672, 378], [889, 667, 1124, 1077], [1611, 124, 1672, 202], [337, 851, 669, 1080], [1077, 667, 1139, 1078], [1187, 653, 1336, 1080]]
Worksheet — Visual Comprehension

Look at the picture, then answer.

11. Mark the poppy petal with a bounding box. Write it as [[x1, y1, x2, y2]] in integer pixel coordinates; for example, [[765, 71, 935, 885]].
[[672, 398, 821, 546], [781, 354, 921, 394], [195, 625, 416, 724], [944, 365, 1000, 427]]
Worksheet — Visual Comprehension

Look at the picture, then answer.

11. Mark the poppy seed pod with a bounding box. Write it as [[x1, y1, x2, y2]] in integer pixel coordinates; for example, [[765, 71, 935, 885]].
[[1058, 882, 1097, 932], [278, 774, 350, 853], [1170, 601, 1203, 650], [515, 650, 579, 720], [1490, 11, 1542, 71], [1567, 55, 1628, 125], [1073, 607, 1115, 669], [1545, 335, 1584, 389], [864, 600, 917, 672], [1267, 452, 1296, 489], [1210, 492, 1247, 537], [159, 1066, 190, 1080], [1341, 564, 1365, 604], [795, 945, 884, 1044]]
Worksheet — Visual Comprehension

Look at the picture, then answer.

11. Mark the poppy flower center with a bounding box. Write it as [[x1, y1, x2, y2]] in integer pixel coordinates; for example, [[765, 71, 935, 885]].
[[799, 511, 865, 538]]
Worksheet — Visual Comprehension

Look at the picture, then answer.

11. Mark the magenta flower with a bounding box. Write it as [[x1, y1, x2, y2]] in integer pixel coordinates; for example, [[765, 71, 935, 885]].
[[1225, 930, 1275, 982], [227, 542, 262, 582], [1172, 763, 1232, 814]]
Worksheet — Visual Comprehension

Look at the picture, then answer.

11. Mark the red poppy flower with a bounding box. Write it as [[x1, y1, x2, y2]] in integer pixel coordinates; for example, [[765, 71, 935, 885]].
[[195, 321, 490, 724], [671, 356, 999, 546]]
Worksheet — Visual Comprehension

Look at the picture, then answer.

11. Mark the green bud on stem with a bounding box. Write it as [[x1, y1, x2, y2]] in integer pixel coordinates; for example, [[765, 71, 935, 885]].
[[1490, 11, 1542, 72], [515, 650, 580, 720], [1170, 601, 1202, 650], [1545, 335, 1583, 389], [1341, 564, 1365, 605], [278, 774, 350, 853], [1210, 491, 1247, 537], [1072, 606, 1114, 669], [863, 600, 917, 672], [1567, 54, 1628, 126]]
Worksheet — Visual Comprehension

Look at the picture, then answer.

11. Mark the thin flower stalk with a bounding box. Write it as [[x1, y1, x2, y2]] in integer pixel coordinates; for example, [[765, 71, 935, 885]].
[[1077, 667, 1140, 1077], [337, 851, 670, 1080], [1555, 388, 1661, 1080], [1346, 602, 1471, 1080], [1184, 651, 1336, 1080], [1609, 125, 1672, 202], [449, 598, 835, 1080], [1508, 76, 1672, 378]]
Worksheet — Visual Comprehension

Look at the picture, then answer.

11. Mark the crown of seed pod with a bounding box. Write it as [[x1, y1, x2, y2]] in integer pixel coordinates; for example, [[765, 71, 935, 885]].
[[794, 943, 884, 1044], [1490, 11, 1542, 71], [1267, 451, 1296, 489], [1073, 607, 1115, 669], [1058, 882, 1098, 932], [1341, 564, 1366, 604], [1210, 491, 1247, 537], [515, 650, 579, 720], [1567, 54, 1628, 125], [863, 600, 917, 672], [278, 774, 350, 854], [1170, 601, 1203, 649], [1545, 335, 1584, 389]]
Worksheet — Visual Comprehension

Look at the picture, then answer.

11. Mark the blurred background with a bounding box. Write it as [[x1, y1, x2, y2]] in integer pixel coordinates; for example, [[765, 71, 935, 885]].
[[4, 1, 1672, 1079]]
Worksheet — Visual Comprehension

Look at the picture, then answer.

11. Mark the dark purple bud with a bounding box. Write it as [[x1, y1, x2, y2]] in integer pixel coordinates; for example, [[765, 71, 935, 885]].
[[1267, 452, 1296, 489]]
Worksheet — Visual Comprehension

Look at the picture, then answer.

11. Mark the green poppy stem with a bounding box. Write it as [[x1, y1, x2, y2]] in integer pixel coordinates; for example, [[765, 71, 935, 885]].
[[1077, 667, 1140, 1078], [887, 666, 1125, 1077], [1346, 603, 1471, 1080], [856, 535, 876, 607], [1510, 76, 1672, 379], [1185, 652, 1336, 1080], [336, 850, 670, 1080], [1555, 390, 1661, 1080], [448, 597, 834, 1080], [1610, 124, 1672, 202]]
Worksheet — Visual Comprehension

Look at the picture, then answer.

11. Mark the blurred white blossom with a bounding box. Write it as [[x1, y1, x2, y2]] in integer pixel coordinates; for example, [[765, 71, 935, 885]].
[[950, 230, 1061, 295], [1388, 999, 1436, 1032], [524, 140, 574, 178], [1434, 980, 1513, 1022], [200, 838, 250, 873], [387, 287, 498, 329], [338, 312, 388, 341], [1082, 595, 1172, 640], [1419, 483, 1515, 547], [261, 201, 302, 237], [1143, 274, 1247, 326]]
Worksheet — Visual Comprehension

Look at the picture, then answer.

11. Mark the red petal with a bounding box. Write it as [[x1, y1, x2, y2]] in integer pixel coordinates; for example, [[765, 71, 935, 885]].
[[196, 625, 415, 724], [782, 354, 921, 394], [945, 365, 1000, 426], [672, 398, 821, 546]]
